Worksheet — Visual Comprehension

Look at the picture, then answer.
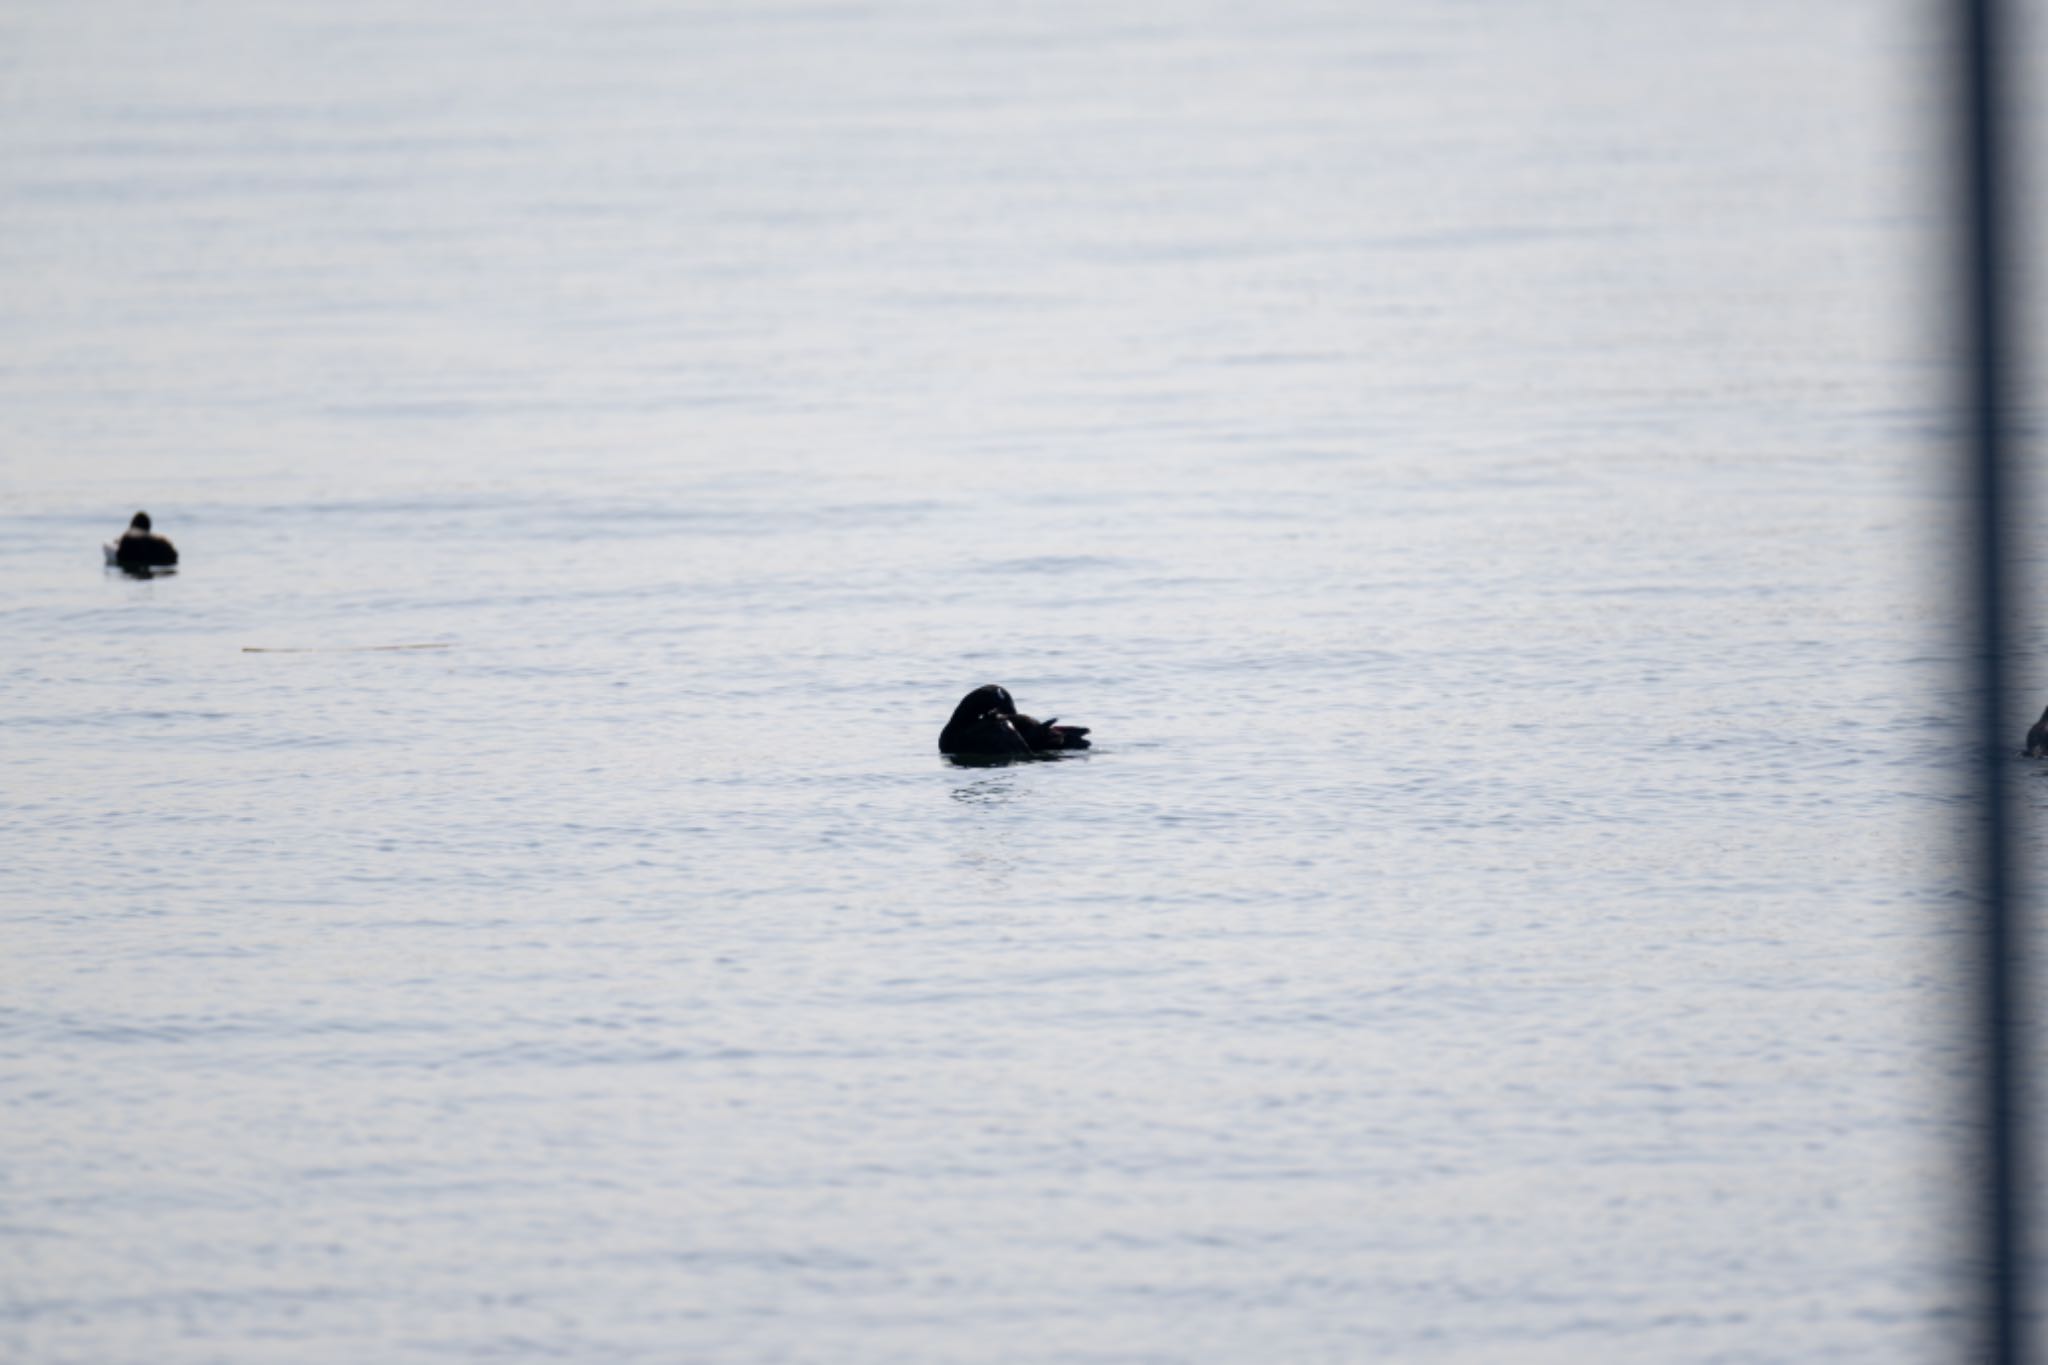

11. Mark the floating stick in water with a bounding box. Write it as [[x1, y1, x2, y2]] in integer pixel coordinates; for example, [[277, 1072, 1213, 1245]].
[[241, 643, 453, 654]]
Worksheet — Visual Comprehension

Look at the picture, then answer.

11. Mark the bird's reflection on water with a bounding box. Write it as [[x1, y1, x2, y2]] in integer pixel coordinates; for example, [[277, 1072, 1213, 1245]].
[[945, 748, 1090, 805], [942, 751, 1088, 773], [947, 770, 1029, 884], [948, 772, 1023, 807]]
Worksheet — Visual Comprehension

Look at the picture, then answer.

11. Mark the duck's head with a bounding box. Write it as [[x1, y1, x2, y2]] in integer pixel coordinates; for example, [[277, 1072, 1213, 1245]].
[[950, 684, 1016, 726], [130, 511, 152, 531]]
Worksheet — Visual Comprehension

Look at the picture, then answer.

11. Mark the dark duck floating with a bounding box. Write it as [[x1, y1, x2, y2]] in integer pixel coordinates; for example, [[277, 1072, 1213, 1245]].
[[2027, 706, 2048, 758], [940, 684, 1091, 761], [106, 511, 178, 576]]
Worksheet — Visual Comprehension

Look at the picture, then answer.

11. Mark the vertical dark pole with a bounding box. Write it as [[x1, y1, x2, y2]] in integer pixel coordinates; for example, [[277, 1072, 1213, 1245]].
[[1960, 0, 2024, 1359]]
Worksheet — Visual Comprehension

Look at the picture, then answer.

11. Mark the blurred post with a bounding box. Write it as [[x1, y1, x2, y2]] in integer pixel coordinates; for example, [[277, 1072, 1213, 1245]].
[[1959, 0, 2026, 1359]]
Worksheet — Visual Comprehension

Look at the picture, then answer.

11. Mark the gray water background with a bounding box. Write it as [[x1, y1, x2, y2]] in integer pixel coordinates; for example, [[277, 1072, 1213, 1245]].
[[0, 1, 1997, 1360]]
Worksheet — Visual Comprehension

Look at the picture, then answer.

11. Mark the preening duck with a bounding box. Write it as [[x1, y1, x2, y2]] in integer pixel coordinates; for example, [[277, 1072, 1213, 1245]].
[[107, 511, 178, 574], [940, 684, 1091, 760]]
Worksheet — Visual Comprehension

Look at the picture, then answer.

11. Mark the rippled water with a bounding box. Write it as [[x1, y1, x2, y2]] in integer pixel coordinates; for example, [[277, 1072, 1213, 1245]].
[[0, 1, 1987, 1360]]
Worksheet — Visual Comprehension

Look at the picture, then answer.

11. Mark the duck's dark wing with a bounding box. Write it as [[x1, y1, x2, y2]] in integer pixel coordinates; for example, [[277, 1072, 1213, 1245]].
[[2029, 717, 2048, 757], [1011, 713, 1091, 751], [941, 711, 1031, 757], [116, 532, 177, 569]]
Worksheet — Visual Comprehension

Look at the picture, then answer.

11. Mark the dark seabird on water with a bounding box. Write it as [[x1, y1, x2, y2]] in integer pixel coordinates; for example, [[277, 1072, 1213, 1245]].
[[107, 511, 178, 575], [940, 684, 1091, 760], [2026, 705, 2048, 758]]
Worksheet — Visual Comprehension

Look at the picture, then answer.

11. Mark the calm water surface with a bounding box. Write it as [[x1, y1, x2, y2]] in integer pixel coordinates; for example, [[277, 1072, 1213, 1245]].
[[0, 1, 1991, 1360]]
